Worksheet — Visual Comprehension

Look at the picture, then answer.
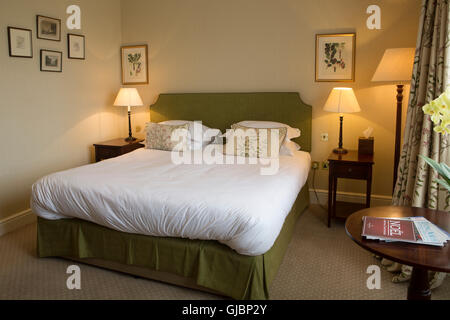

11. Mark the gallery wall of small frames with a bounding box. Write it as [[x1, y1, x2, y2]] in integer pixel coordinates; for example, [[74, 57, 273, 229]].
[[7, 14, 85, 72]]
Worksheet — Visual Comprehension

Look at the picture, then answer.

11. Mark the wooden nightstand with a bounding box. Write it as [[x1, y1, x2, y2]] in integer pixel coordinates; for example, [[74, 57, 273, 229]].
[[327, 150, 374, 228], [94, 138, 144, 162]]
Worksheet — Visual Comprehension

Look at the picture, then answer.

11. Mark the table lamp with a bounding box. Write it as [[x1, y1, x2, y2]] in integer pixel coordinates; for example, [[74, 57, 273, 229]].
[[323, 87, 361, 154], [114, 88, 143, 142], [372, 48, 415, 190]]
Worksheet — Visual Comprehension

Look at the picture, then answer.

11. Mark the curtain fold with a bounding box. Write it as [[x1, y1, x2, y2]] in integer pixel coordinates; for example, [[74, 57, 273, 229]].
[[384, 0, 449, 288]]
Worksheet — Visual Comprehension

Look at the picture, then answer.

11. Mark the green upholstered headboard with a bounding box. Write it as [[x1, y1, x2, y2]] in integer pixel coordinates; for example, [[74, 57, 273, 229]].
[[150, 92, 312, 152]]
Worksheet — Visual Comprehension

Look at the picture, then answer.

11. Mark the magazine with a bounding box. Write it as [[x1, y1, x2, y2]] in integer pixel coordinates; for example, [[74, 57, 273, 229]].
[[362, 216, 448, 247]]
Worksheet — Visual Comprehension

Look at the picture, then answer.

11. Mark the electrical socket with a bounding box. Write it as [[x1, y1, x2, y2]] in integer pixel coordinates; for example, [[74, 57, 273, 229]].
[[322, 161, 329, 170], [320, 133, 329, 142], [312, 161, 320, 170]]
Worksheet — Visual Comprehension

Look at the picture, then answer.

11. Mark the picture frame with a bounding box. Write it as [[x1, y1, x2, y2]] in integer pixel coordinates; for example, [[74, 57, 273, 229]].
[[68, 34, 85, 60], [36, 15, 61, 41], [7, 27, 33, 58], [40, 49, 62, 72], [315, 33, 356, 82], [121, 45, 149, 85]]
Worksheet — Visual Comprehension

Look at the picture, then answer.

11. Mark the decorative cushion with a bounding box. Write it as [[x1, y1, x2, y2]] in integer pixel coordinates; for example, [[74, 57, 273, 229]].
[[234, 121, 301, 144], [223, 124, 287, 158], [145, 123, 190, 151]]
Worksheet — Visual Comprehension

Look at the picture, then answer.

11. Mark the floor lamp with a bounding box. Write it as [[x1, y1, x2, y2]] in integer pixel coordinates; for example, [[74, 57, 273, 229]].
[[372, 48, 415, 191]]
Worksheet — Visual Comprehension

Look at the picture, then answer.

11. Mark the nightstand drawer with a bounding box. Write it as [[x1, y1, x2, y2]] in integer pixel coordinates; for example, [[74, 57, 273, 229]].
[[332, 163, 369, 179], [95, 147, 120, 162], [94, 138, 144, 162], [121, 143, 145, 154]]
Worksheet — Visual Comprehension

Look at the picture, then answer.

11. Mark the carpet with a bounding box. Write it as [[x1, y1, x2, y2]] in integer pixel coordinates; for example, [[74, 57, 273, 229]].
[[0, 205, 448, 300]]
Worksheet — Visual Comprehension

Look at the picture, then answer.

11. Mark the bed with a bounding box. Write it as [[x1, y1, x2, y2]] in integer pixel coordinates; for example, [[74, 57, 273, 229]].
[[34, 92, 312, 300]]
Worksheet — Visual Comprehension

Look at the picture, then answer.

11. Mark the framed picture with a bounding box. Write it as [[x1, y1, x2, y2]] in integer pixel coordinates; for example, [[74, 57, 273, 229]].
[[121, 45, 149, 85], [36, 15, 61, 41], [68, 34, 85, 59], [40, 49, 62, 72], [7, 27, 33, 58], [315, 33, 356, 82]]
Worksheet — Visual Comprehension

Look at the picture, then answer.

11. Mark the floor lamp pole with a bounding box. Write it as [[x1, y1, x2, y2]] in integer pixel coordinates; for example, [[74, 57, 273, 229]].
[[393, 84, 404, 192]]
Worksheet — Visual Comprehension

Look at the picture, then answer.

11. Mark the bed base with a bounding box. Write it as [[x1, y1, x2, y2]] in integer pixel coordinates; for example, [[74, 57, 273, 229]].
[[37, 186, 309, 300]]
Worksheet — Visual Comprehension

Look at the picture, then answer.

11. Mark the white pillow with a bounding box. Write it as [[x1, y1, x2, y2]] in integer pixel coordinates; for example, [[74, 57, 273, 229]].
[[189, 140, 212, 151], [280, 140, 301, 156], [159, 120, 221, 143], [234, 121, 301, 143]]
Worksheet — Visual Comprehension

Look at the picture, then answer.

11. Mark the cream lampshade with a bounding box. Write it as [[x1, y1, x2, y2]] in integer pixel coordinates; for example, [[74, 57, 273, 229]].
[[114, 88, 143, 142], [372, 48, 415, 82], [323, 87, 361, 154], [372, 48, 415, 191]]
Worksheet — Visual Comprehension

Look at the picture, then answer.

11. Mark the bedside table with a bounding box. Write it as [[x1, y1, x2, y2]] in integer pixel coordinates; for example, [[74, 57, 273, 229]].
[[94, 138, 144, 162], [327, 150, 374, 228]]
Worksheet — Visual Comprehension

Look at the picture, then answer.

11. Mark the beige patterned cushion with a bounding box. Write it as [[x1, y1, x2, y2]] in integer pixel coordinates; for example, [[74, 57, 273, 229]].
[[145, 123, 190, 151], [223, 124, 287, 158]]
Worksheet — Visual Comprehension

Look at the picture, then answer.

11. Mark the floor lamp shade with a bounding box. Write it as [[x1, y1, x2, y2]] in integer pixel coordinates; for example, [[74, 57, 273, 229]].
[[372, 48, 415, 82], [371, 48, 415, 191], [114, 88, 143, 142], [324, 88, 361, 154]]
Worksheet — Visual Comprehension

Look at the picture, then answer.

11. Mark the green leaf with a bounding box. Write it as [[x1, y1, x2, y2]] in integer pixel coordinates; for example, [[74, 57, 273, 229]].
[[436, 179, 450, 192], [420, 155, 448, 179]]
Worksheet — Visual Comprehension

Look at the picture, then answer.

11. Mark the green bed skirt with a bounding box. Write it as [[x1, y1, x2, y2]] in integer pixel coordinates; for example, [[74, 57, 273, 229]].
[[37, 185, 309, 300]]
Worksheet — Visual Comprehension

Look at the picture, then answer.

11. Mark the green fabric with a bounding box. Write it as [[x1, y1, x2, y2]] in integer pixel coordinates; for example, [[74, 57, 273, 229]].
[[37, 186, 309, 300], [150, 92, 312, 152]]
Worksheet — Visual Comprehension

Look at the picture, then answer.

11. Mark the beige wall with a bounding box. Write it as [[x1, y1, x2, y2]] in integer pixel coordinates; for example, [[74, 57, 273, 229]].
[[121, 0, 421, 198], [0, 0, 124, 220]]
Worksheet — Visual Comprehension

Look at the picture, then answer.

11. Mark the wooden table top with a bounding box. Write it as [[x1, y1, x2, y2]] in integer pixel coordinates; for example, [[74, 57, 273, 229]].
[[328, 150, 374, 164], [345, 206, 450, 273], [93, 138, 144, 147]]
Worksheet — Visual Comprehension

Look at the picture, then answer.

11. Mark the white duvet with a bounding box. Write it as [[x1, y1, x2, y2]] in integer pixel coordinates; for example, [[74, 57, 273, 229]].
[[31, 148, 311, 256]]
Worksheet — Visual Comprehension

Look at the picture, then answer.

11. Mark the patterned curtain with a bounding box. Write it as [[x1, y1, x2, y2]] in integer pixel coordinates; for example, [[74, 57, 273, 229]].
[[382, 0, 450, 287]]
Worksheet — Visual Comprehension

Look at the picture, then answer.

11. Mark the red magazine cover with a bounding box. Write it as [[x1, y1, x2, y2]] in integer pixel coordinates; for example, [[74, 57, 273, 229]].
[[362, 216, 416, 242]]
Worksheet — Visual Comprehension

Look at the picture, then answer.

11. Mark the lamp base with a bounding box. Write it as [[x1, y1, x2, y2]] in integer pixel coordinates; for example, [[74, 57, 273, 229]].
[[333, 147, 348, 154], [124, 136, 137, 142]]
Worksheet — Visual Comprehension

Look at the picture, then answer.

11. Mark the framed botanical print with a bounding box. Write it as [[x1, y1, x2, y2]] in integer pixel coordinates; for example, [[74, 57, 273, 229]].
[[36, 15, 61, 41], [121, 45, 149, 85], [315, 33, 356, 82], [40, 49, 62, 72], [7, 27, 33, 58], [68, 34, 85, 59]]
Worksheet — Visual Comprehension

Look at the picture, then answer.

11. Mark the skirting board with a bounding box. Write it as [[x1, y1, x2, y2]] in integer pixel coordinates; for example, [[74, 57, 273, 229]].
[[0, 209, 36, 237], [309, 189, 392, 207]]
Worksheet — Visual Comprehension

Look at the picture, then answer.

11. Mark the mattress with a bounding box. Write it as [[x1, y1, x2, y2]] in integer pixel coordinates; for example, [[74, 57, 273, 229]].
[[31, 147, 311, 256]]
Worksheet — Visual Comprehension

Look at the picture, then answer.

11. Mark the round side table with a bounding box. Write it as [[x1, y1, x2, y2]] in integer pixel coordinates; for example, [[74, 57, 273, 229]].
[[345, 206, 449, 300]]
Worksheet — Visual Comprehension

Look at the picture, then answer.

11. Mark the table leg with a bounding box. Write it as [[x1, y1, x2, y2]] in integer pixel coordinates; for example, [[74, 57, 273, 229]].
[[366, 175, 372, 208], [407, 267, 431, 300], [328, 172, 333, 228], [332, 177, 337, 218]]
